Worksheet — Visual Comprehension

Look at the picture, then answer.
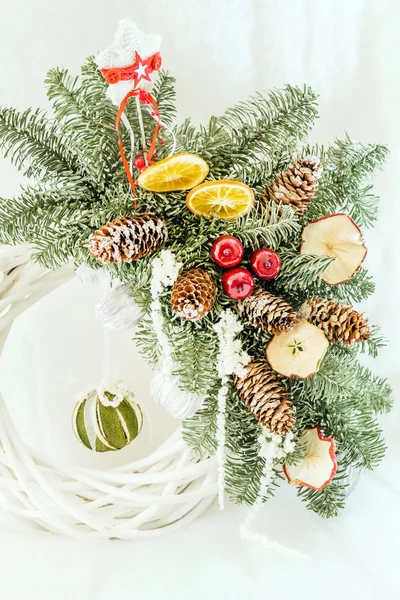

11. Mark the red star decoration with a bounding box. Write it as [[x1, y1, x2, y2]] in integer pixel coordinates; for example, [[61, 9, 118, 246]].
[[133, 51, 153, 87]]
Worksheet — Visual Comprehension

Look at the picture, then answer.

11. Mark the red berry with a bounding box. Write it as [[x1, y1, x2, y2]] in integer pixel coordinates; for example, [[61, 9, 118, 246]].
[[134, 157, 145, 169], [138, 90, 150, 103], [250, 248, 281, 280], [222, 267, 254, 300], [211, 235, 244, 268]]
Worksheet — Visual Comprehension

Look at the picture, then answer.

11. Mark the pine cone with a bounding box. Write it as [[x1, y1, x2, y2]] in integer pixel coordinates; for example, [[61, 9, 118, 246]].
[[235, 360, 295, 435], [300, 297, 371, 345], [88, 214, 168, 263], [171, 268, 216, 321], [260, 156, 322, 215], [237, 287, 299, 334]]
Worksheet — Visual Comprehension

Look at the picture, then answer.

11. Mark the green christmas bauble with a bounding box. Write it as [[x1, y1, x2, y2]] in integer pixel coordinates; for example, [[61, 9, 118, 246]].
[[72, 386, 143, 452]]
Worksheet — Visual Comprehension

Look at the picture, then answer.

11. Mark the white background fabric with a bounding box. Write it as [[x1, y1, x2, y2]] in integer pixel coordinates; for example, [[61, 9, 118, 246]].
[[0, 0, 399, 598]]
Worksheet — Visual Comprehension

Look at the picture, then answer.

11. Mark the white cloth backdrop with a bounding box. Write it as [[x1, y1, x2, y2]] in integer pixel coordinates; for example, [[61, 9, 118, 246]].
[[0, 0, 399, 598]]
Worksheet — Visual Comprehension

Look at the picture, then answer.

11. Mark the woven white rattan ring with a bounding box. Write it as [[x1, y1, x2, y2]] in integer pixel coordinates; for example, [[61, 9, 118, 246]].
[[0, 246, 217, 539]]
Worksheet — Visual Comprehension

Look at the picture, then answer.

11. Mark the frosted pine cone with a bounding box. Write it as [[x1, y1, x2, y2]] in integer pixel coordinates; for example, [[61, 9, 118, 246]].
[[171, 268, 216, 321], [300, 297, 371, 345], [235, 360, 295, 435], [260, 156, 322, 215], [237, 287, 299, 334], [88, 214, 168, 263]]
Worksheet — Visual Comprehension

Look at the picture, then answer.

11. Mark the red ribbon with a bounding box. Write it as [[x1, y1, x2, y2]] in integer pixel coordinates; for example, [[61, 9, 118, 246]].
[[115, 90, 161, 209], [101, 51, 163, 210]]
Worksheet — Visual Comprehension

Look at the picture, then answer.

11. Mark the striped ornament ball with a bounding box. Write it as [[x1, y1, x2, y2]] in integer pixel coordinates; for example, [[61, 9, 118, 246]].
[[72, 386, 143, 452]]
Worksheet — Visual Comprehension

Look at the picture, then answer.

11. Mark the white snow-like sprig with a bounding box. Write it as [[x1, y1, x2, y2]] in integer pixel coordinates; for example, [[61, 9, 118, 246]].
[[150, 249, 182, 300], [213, 310, 250, 509], [239, 428, 305, 559], [150, 251, 182, 370], [76, 263, 110, 286], [257, 429, 294, 493], [148, 251, 203, 419], [213, 309, 250, 379]]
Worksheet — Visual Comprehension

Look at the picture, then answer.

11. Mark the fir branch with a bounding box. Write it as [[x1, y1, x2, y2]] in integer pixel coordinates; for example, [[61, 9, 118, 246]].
[[220, 85, 318, 148], [359, 323, 387, 358], [0, 185, 92, 247], [226, 451, 276, 505], [355, 365, 393, 414], [0, 107, 79, 181], [292, 350, 389, 471], [304, 137, 388, 227], [173, 116, 234, 180], [168, 317, 219, 395], [296, 349, 392, 417], [225, 390, 280, 504], [127, 259, 153, 308], [322, 269, 376, 304], [135, 315, 161, 366], [217, 85, 319, 185], [275, 252, 334, 291], [240, 321, 271, 360], [328, 135, 388, 178], [151, 71, 177, 128], [343, 186, 379, 228], [284, 268, 376, 307], [297, 476, 347, 518], [79, 57, 116, 124], [225, 394, 268, 504], [182, 390, 218, 456], [224, 205, 300, 249], [45, 66, 120, 187], [46, 67, 86, 121], [30, 222, 90, 268]]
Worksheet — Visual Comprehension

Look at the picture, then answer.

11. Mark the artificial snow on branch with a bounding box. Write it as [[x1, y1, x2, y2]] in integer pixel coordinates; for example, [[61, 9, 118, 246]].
[[213, 310, 250, 508]]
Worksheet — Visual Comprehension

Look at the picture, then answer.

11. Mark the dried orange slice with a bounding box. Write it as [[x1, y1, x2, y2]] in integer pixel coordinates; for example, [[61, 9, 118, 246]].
[[186, 180, 254, 219], [137, 153, 209, 192]]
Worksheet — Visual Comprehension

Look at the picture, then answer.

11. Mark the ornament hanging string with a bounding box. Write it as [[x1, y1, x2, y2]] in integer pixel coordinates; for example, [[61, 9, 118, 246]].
[[120, 113, 135, 181], [115, 89, 161, 208], [101, 277, 113, 396], [135, 96, 147, 164]]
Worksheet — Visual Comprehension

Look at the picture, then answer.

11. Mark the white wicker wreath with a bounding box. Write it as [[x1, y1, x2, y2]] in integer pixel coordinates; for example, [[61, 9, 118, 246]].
[[0, 246, 217, 539]]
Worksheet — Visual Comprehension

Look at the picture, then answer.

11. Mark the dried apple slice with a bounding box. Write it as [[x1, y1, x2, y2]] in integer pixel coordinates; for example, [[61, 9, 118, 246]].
[[266, 319, 328, 379], [300, 213, 367, 285], [283, 427, 337, 490]]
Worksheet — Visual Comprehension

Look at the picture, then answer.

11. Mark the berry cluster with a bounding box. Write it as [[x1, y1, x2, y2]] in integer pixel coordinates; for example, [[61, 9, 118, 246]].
[[210, 235, 281, 300]]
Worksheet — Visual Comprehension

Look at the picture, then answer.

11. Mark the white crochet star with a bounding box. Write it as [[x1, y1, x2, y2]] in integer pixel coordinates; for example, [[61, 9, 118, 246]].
[[96, 20, 161, 105]]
